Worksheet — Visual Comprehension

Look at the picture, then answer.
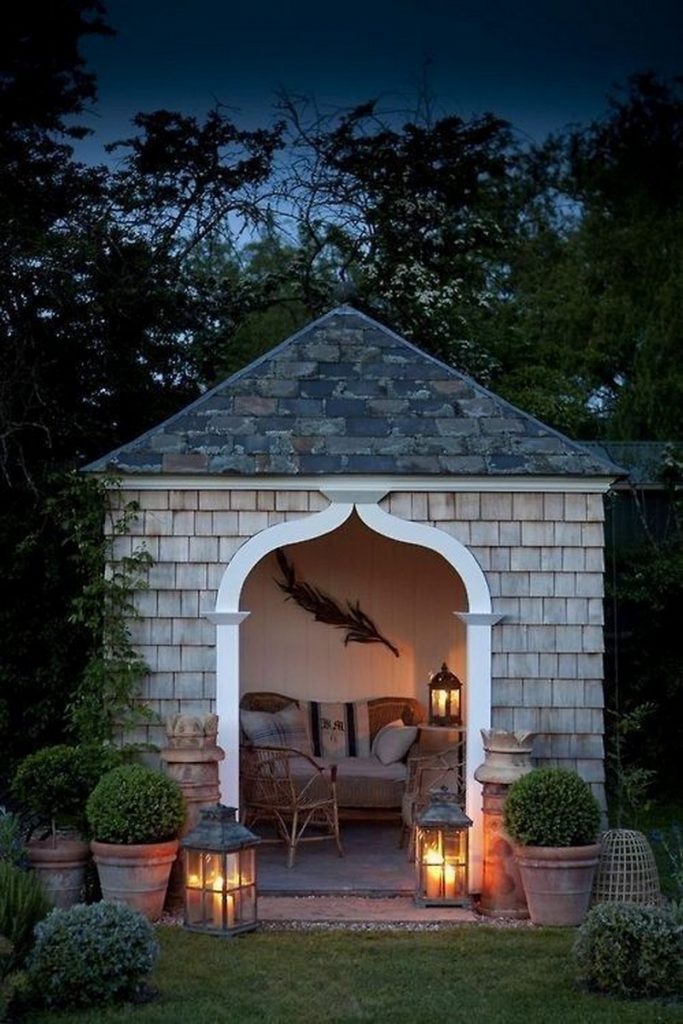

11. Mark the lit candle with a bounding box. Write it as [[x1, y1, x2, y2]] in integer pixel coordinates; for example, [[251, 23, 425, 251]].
[[425, 864, 442, 899], [211, 876, 236, 928], [424, 842, 443, 900], [443, 863, 457, 899], [211, 875, 223, 926]]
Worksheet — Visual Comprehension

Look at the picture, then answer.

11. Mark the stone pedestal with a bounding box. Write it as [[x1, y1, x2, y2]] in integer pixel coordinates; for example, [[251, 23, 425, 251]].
[[160, 714, 225, 911], [474, 729, 535, 919]]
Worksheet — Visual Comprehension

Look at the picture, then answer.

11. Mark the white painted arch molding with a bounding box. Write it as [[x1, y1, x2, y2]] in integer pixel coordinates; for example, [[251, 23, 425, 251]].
[[216, 501, 354, 613], [211, 497, 495, 892], [215, 499, 493, 615]]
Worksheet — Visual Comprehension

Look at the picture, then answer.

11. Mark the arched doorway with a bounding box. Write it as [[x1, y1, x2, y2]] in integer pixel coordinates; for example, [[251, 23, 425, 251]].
[[209, 495, 497, 891]]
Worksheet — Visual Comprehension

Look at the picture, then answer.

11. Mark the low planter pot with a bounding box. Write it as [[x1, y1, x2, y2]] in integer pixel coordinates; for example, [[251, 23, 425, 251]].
[[27, 837, 90, 909], [514, 843, 601, 927], [90, 839, 179, 922]]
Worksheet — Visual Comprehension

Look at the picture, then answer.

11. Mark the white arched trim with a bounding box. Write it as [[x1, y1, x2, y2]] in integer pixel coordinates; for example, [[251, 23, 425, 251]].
[[355, 504, 492, 614], [212, 503, 354, 809], [216, 502, 354, 612], [210, 498, 496, 892]]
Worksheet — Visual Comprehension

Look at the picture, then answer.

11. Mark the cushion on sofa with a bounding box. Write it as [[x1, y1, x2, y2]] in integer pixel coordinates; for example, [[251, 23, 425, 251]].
[[309, 700, 371, 760], [371, 719, 418, 765], [290, 755, 407, 809], [240, 704, 313, 755]]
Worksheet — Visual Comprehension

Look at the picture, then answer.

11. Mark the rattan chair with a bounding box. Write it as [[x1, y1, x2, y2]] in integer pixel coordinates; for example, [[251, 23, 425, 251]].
[[400, 746, 466, 858], [240, 745, 344, 868]]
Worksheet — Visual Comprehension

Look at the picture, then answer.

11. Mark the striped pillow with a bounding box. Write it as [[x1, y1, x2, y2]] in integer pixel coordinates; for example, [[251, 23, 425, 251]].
[[309, 701, 371, 760], [240, 704, 313, 755]]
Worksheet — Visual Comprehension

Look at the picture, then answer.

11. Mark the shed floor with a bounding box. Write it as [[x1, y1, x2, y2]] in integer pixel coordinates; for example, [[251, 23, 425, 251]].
[[255, 821, 414, 896]]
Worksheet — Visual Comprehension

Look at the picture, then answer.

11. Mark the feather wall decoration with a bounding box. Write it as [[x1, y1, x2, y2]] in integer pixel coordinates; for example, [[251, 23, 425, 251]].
[[274, 548, 400, 658]]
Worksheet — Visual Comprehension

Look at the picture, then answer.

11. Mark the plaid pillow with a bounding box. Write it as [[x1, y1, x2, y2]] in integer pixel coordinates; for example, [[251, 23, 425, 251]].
[[240, 704, 313, 755], [309, 701, 371, 760]]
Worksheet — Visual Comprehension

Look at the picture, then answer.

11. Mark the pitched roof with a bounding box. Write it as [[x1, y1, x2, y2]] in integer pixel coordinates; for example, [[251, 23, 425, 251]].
[[85, 307, 622, 478]]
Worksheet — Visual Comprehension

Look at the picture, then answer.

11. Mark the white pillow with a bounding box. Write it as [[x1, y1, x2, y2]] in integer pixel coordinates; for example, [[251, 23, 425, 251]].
[[372, 720, 418, 765]]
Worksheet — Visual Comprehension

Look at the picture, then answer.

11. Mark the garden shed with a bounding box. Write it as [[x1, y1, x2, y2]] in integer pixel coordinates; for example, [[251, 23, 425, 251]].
[[86, 306, 621, 891]]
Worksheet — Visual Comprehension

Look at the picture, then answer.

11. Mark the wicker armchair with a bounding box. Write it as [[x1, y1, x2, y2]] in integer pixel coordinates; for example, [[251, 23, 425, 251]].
[[400, 746, 466, 857], [240, 745, 344, 868]]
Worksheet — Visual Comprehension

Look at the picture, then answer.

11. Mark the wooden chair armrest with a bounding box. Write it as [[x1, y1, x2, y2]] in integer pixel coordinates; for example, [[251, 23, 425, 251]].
[[405, 746, 465, 796], [241, 743, 335, 779]]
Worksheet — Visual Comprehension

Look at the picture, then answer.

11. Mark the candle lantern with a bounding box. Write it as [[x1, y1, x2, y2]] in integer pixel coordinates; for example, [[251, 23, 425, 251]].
[[181, 805, 259, 937], [415, 787, 472, 907], [428, 662, 462, 726]]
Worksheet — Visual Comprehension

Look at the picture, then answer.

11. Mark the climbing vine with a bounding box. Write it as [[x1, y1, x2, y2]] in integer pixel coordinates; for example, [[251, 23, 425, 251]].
[[50, 473, 155, 746]]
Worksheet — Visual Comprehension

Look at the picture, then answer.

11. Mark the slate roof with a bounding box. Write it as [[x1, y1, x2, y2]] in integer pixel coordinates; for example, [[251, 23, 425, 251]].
[[85, 307, 623, 478]]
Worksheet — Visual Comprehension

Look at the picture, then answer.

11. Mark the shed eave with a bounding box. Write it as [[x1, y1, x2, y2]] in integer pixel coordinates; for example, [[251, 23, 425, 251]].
[[85, 471, 620, 494]]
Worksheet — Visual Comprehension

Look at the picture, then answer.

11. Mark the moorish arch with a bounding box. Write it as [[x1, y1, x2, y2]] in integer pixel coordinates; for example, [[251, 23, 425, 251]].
[[208, 493, 500, 892]]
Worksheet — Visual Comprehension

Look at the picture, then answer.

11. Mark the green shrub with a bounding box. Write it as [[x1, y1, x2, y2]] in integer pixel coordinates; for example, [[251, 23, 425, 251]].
[[504, 767, 601, 847], [0, 862, 51, 972], [650, 823, 683, 901], [0, 809, 27, 868], [86, 764, 185, 844], [27, 901, 159, 1009], [12, 743, 122, 839], [573, 902, 683, 999]]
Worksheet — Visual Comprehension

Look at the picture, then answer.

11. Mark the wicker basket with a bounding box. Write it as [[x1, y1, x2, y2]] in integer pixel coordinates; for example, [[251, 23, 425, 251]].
[[592, 829, 661, 906]]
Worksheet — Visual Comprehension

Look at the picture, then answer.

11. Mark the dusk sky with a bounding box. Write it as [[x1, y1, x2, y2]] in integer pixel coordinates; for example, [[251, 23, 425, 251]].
[[80, 0, 682, 159]]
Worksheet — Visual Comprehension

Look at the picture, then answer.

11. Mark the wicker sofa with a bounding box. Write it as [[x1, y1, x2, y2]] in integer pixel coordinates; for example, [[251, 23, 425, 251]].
[[239, 691, 426, 813]]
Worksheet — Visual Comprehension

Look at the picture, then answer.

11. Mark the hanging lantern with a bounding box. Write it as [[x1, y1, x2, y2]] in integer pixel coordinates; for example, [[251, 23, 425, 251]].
[[181, 805, 259, 937], [415, 787, 472, 907], [428, 662, 462, 726]]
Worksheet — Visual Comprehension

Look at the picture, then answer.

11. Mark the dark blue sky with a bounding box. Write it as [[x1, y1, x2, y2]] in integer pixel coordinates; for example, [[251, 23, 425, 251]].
[[80, 0, 682, 157]]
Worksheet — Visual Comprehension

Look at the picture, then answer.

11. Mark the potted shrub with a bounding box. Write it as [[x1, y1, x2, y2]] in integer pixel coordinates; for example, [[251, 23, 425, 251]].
[[11, 744, 120, 908], [86, 763, 185, 921], [504, 767, 602, 926]]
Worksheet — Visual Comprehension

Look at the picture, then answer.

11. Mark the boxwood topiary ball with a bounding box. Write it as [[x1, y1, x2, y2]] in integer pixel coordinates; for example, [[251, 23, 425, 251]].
[[86, 763, 185, 845], [504, 767, 601, 847]]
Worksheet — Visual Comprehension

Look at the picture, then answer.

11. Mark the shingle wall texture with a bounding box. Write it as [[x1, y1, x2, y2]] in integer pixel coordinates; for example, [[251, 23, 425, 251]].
[[112, 486, 605, 805], [383, 490, 606, 805]]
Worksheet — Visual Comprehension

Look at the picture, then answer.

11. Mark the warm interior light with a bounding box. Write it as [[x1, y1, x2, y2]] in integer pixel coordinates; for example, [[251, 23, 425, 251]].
[[424, 843, 443, 865], [420, 830, 461, 901], [182, 805, 260, 935], [428, 663, 462, 726]]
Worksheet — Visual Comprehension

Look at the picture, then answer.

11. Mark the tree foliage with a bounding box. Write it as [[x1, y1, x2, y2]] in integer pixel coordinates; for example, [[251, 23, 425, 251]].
[[486, 74, 683, 439], [277, 95, 518, 376], [0, 1, 282, 782], [604, 449, 683, 805]]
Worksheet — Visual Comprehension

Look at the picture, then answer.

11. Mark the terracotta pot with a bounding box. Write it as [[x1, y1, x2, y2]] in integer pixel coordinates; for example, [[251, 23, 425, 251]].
[[27, 837, 90, 909], [90, 839, 179, 922], [514, 843, 601, 927]]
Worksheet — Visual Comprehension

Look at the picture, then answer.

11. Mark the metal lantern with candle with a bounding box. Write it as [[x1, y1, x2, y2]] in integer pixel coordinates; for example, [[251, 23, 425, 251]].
[[181, 804, 259, 937], [428, 662, 462, 726], [415, 787, 472, 907]]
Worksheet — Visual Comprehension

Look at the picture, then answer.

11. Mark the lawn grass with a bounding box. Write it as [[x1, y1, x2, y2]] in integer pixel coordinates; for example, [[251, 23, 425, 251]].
[[617, 798, 683, 900], [24, 924, 682, 1024]]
